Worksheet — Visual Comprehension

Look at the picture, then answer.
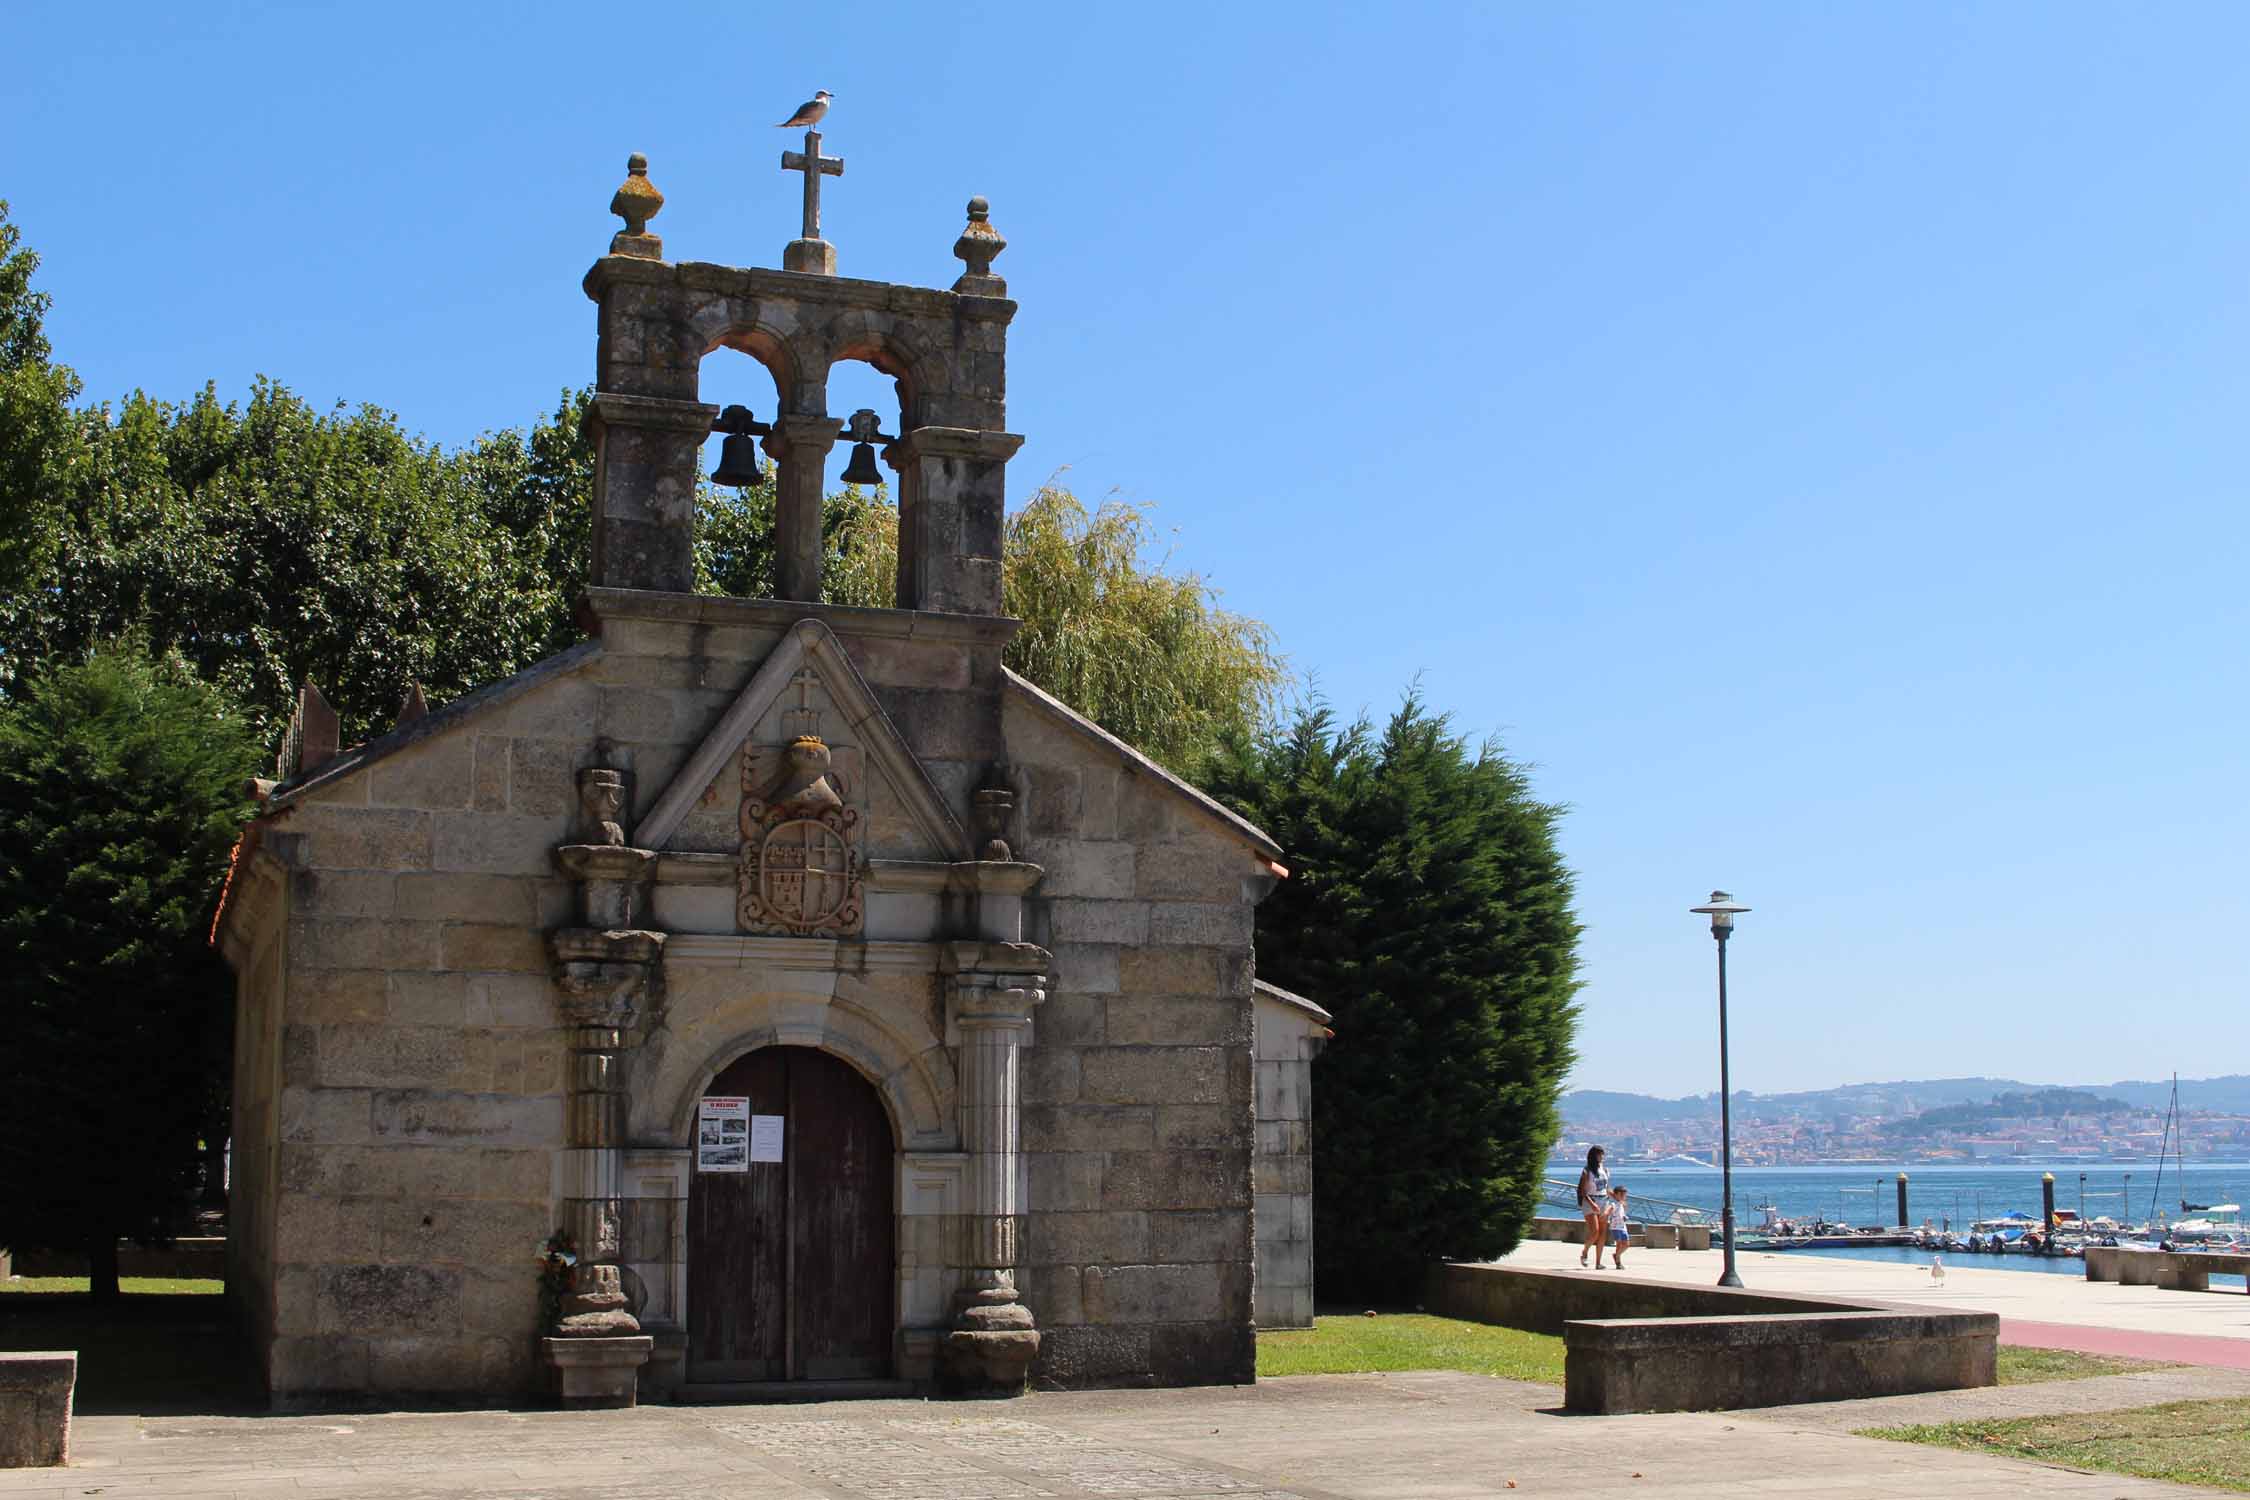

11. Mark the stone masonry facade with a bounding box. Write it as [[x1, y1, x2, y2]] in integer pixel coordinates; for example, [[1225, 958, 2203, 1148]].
[[213, 153, 1294, 1407]]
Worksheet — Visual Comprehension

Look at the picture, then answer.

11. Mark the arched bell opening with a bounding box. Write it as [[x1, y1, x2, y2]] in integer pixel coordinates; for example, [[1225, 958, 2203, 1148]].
[[818, 352, 909, 610], [694, 339, 793, 599]]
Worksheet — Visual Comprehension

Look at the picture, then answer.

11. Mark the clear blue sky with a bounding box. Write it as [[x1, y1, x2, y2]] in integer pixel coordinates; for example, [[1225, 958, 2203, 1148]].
[[11, 3, 2248, 1096]]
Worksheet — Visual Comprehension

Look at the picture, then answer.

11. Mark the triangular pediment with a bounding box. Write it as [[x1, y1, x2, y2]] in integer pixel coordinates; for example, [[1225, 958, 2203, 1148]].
[[636, 617, 968, 861]]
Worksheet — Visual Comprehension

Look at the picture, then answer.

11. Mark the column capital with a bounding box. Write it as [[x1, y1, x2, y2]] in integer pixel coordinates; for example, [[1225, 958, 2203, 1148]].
[[549, 927, 666, 1032], [588, 392, 719, 435], [946, 973, 1045, 1038], [894, 426, 1024, 463], [764, 413, 845, 457]]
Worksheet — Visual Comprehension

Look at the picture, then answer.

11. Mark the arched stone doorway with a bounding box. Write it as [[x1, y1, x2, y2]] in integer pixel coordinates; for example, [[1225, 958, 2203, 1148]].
[[686, 1045, 895, 1382]]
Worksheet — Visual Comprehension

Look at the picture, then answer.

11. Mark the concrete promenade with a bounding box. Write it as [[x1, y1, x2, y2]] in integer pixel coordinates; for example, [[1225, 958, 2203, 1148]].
[[1496, 1238, 2250, 1366], [0, 1370, 2217, 1499]]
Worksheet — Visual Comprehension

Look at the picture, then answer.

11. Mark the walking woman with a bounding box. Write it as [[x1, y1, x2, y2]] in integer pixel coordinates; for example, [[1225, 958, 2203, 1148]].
[[1577, 1145, 1611, 1268]]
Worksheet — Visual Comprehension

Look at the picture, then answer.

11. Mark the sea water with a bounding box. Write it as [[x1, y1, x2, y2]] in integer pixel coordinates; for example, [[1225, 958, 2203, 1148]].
[[1598, 1161, 2250, 1230], [1594, 1161, 2250, 1289]]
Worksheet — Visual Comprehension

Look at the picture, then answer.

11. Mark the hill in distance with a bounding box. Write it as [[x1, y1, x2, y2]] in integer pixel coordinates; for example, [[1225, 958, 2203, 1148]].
[[1566, 1074, 2250, 1122]]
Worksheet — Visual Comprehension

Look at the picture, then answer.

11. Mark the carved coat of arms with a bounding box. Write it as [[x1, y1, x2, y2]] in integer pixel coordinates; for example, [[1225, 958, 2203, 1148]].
[[739, 734, 863, 936]]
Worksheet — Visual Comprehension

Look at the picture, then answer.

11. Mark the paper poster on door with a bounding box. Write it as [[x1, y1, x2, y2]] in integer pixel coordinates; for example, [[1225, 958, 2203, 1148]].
[[750, 1114, 785, 1163], [697, 1095, 749, 1172]]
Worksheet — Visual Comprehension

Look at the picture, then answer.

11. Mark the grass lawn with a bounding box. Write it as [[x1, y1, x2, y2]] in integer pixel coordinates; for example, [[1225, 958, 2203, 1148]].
[[1, 1276, 222, 1295], [1256, 1313, 1565, 1384], [1865, 1398, 2250, 1492], [1996, 1346, 2180, 1385], [1252, 1316, 2163, 1393]]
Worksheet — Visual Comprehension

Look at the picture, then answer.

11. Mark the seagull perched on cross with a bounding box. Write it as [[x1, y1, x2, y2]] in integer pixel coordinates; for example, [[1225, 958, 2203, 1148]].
[[777, 91, 834, 128]]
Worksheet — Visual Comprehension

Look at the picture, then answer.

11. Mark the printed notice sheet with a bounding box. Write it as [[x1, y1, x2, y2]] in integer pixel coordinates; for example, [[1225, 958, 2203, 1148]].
[[750, 1114, 785, 1163], [696, 1096, 749, 1172]]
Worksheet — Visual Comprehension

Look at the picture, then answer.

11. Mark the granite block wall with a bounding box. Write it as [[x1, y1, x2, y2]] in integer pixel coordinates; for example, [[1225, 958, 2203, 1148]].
[[224, 596, 1277, 1403], [249, 691, 590, 1404], [1003, 692, 1261, 1389]]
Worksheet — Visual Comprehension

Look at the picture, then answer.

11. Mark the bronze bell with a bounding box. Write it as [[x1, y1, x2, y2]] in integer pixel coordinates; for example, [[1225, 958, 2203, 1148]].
[[711, 432, 764, 488], [839, 441, 883, 486]]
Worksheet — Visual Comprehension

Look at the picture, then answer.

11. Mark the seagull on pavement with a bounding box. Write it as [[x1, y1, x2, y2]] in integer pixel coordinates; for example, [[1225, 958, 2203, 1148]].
[[1930, 1255, 1946, 1284], [777, 91, 834, 128]]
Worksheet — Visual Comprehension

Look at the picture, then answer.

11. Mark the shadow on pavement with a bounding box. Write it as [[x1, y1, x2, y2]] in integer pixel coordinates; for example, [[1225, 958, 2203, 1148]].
[[0, 1290, 264, 1415]]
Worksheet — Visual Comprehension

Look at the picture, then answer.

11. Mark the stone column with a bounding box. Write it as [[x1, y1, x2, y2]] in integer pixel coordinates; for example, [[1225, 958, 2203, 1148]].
[[550, 933, 657, 1271], [586, 393, 718, 594], [764, 415, 845, 602], [941, 928, 1048, 1394], [892, 427, 1024, 615], [544, 926, 662, 1406], [543, 768, 665, 1407]]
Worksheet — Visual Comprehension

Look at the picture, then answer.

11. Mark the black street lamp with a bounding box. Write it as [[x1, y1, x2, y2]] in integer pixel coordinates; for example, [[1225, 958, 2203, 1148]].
[[1691, 890, 1751, 1288]]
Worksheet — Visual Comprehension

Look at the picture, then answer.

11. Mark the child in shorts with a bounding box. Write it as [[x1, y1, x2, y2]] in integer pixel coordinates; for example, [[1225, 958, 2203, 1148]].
[[1606, 1186, 1631, 1268]]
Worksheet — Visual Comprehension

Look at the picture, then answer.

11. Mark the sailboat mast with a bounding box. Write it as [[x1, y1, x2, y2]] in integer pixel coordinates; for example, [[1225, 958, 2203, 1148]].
[[2149, 1074, 2179, 1226], [2174, 1071, 2186, 1215]]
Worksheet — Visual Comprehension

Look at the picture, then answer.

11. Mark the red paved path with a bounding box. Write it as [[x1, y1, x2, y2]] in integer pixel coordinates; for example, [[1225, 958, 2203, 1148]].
[[2003, 1318, 2250, 1370]]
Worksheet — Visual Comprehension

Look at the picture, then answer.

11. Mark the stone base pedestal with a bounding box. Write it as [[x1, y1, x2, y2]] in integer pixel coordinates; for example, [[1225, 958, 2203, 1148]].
[[784, 238, 837, 275], [0, 1352, 76, 1468], [939, 1288, 1038, 1396], [541, 1336, 653, 1410], [554, 1262, 641, 1337]]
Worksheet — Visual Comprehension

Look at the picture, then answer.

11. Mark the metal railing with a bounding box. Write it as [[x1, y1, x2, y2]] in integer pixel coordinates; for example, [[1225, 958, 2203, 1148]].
[[1540, 1177, 1711, 1225]]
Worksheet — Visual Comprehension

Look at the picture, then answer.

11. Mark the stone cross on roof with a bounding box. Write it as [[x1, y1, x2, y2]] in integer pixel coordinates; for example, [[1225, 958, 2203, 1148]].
[[781, 129, 844, 275]]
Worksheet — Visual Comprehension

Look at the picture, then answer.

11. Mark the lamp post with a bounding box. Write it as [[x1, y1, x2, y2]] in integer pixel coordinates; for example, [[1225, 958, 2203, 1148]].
[[1691, 890, 1751, 1288]]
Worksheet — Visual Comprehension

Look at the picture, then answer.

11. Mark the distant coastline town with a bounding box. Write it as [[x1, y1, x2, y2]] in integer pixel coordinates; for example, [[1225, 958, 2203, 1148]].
[[1555, 1075, 2250, 1168]]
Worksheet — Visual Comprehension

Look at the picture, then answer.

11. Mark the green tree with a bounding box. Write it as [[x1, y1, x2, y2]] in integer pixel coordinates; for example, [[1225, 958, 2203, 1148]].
[[1204, 696, 1583, 1301], [0, 647, 261, 1299], [0, 381, 601, 746], [816, 485, 1285, 770], [0, 200, 84, 602]]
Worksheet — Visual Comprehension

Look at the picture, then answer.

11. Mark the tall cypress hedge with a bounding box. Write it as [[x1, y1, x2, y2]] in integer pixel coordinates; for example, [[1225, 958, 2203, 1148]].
[[1205, 697, 1582, 1302], [0, 648, 260, 1296]]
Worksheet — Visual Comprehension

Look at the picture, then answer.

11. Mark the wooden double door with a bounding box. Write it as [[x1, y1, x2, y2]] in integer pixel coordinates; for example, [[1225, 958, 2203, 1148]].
[[686, 1046, 895, 1381]]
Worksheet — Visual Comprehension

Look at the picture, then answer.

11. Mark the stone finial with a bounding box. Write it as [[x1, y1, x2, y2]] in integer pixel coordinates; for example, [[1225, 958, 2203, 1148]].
[[608, 153, 665, 260], [397, 682, 428, 728], [952, 196, 1007, 296], [577, 767, 630, 847], [972, 778, 1016, 862], [277, 679, 339, 781]]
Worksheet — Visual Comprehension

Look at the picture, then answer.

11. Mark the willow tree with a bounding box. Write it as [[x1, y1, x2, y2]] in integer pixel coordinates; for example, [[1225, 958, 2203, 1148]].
[[819, 485, 1283, 771], [1003, 489, 1282, 771]]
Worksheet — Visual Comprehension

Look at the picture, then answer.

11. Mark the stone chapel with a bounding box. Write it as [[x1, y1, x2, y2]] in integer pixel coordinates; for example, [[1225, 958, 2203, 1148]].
[[211, 140, 1315, 1408]]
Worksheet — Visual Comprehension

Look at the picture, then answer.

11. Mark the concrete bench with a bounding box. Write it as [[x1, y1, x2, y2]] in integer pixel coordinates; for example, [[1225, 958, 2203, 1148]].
[[1427, 1261, 1996, 1413], [0, 1352, 75, 1468], [1643, 1222, 1714, 1251], [2086, 1245, 2250, 1290], [1563, 1308, 1997, 1415], [1526, 1216, 1712, 1251]]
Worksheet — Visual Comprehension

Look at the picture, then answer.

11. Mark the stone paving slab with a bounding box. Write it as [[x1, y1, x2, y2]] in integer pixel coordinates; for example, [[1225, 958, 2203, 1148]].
[[0, 1371, 2220, 1499], [1497, 1236, 2250, 1354]]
